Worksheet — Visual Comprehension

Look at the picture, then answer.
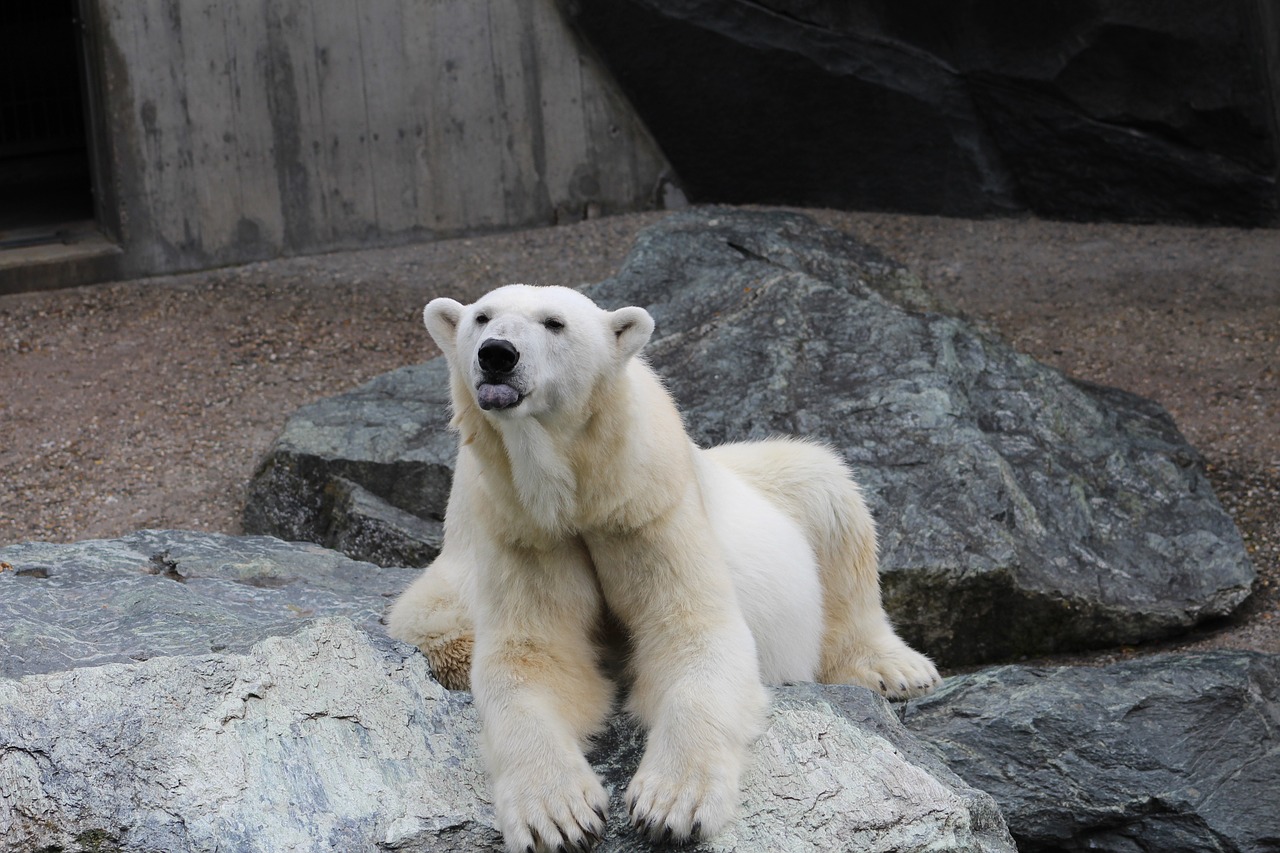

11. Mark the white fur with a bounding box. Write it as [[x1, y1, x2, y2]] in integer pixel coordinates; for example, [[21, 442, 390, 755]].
[[388, 284, 941, 853], [695, 450, 823, 683]]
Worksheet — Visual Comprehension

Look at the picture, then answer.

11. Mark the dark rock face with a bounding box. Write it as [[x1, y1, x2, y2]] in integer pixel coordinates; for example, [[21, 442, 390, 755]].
[[902, 652, 1280, 852], [244, 209, 1255, 668], [558, 0, 1280, 225], [0, 532, 1013, 853]]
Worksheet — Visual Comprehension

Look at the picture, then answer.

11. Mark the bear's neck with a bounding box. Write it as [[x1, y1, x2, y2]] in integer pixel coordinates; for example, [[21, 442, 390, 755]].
[[456, 360, 688, 535], [492, 415, 579, 533]]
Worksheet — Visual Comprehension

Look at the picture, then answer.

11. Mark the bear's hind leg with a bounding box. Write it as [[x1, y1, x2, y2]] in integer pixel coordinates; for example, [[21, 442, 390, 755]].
[[819, 576, 942, 700], [803, 470, 941, 698], [709, 438, 941, 699], [802, 469, 942, 699]]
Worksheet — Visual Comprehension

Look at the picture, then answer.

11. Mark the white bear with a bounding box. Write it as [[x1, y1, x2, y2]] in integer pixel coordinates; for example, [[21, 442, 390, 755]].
[[388, 284, 940, 852]]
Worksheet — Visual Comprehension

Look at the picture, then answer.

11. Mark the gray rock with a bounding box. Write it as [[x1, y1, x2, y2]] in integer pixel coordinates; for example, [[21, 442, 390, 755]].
[[323, 476, 445, 569], [0, 618, 488, 853], [589, 682, 1016, 853], [243, 209, 1255, 667], [0, 529, 413, 679], [242, 359, 456, 566], [901, 651, 1280, 852], [0, 533, 1014, 853]]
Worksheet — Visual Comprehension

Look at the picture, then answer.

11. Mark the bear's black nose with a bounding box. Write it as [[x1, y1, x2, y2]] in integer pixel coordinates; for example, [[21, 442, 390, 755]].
[[478, 338, 520, 374]]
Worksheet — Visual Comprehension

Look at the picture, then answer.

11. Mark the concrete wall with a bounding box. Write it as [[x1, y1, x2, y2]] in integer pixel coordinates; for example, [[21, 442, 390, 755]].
[[82, 0, 670, 278]]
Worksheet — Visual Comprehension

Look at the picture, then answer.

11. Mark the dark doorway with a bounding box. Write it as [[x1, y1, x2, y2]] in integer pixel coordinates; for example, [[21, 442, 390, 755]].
[[0, 0, 95, 247]]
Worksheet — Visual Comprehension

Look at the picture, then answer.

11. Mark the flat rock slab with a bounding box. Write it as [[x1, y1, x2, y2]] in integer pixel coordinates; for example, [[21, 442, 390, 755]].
[[902, 651, 1280, 852], [0, 529, 413, 679], [243, 208, 1255, 667], [0, 532, 1014, 853]]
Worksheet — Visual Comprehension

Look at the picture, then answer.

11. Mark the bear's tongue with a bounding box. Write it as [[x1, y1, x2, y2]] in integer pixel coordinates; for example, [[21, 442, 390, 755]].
[[477, 383, 521, 410]]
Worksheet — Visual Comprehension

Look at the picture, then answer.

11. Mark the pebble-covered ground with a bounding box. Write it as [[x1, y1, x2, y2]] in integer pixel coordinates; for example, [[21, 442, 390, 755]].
[[2, 207, 1276, 661]]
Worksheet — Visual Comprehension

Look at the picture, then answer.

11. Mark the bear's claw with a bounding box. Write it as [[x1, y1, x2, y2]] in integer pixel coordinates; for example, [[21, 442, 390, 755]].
[[832, 634, 943, 700], [624, 746, 737, 846], [495, 761, 608, 853]]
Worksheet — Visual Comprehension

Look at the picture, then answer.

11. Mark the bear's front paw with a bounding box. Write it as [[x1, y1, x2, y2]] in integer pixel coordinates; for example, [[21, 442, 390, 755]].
[[493, 756, 608, 853], [625, 743, 739, 844]]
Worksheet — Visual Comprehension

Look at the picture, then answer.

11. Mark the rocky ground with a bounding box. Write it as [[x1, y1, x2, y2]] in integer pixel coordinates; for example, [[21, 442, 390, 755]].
[[2, 207, 1276, 663]]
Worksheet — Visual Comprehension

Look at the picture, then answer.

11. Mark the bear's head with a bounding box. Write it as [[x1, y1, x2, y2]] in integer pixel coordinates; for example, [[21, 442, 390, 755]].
[[423, 284, 654, 420]]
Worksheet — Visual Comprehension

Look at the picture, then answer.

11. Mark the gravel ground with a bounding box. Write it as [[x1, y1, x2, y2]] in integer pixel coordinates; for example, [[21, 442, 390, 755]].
[[2, 207, 1276, 662]]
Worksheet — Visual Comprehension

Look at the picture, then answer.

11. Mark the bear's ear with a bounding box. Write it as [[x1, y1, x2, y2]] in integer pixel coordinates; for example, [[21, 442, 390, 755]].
[[609, 306, 655, 360], [423, 298, 465, 356]]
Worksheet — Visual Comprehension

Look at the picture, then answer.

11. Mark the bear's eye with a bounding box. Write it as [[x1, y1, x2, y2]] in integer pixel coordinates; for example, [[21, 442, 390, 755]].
[[543, 318, 565, 333], [475, 313, 489, 326]]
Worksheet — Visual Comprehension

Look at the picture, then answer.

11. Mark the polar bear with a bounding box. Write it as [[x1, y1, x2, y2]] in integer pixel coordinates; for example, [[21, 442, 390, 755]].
[[388, 284, 940, 852]]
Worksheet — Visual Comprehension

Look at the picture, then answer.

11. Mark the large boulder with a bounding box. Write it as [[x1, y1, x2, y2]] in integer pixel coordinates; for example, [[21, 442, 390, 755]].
[[0, 531, 1014, 853], [244, 209, 1255, 667], [242, 362, 454, 569], [558, 0, 1280, 225], [902, 651, 1280, 852]]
